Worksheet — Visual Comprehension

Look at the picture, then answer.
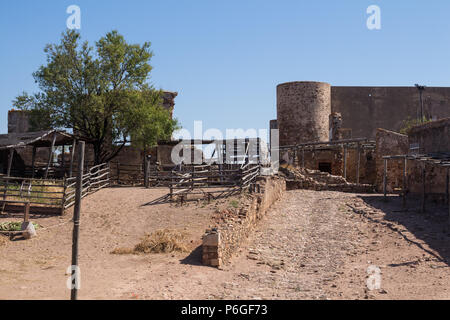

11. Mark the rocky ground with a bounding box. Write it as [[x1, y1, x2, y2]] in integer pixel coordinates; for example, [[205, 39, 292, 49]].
[[0, 187, 449, 300]]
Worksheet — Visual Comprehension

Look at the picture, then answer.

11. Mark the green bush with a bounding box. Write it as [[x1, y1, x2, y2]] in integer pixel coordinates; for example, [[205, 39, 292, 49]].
[[0, 222, 40, 232], [399, 116, 432, 135]]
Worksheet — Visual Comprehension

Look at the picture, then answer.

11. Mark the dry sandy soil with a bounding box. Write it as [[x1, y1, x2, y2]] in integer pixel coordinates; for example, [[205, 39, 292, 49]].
[[0, 187, 449, 300]]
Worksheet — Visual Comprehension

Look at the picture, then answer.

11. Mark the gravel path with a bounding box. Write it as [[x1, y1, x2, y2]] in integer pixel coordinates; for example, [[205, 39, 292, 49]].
[[208, 190, 368, 300], [210, 189, 450, 300]]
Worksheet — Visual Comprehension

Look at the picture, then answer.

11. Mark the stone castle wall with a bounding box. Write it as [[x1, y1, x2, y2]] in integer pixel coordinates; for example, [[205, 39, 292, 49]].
[[332, 86, 450, 139]]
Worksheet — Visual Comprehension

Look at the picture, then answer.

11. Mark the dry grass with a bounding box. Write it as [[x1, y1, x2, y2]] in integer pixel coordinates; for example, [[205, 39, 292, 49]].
[[111, 229, 189, 255]]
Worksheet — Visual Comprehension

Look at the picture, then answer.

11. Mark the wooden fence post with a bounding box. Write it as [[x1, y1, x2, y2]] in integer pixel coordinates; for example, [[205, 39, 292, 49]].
[[69, 139, 77, 178], [61, 145, 66, 177], [23, 202, 30, 223], [61, 177, 67, 216], [107, 162, 111, 187], [256, 137, 260, 166], [70, 141, 85, 300], [44, 133, 57, 179], [6, 148, 14, 177], [3, 149, 15, 204]]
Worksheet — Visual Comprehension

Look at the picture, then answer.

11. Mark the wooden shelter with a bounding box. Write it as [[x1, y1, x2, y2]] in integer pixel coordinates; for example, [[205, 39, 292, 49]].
[[0, 130, 89, 178]]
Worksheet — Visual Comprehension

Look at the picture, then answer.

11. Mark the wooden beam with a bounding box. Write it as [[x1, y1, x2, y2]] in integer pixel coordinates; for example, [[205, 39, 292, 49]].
[[6, 148, 14, 177], [61, 145, 66, 176], [69, 139, 77, 178], [234, 139, 238, 165], [44, 133, 57, 179], [256, 137, 260, 165], [24, 202, 30, 223], [31, 146, 37, 179], [70, 141, 85, 300]]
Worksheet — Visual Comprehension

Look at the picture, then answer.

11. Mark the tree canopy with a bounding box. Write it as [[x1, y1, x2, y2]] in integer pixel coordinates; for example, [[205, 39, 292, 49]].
[[14, 30, 178, 164]]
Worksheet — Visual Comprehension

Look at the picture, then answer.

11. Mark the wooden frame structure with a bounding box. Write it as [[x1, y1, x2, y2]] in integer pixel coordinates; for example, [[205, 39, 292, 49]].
[[279, 138, 376, 184], [0, 130, 91, 179], [141, 138, 265, 205], [382, 152, 450, 225], [0, 162, 110, 215]]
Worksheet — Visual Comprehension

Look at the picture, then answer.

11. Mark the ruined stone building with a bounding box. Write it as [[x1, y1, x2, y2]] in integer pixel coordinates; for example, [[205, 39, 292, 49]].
[[274, 81, 450, 197]]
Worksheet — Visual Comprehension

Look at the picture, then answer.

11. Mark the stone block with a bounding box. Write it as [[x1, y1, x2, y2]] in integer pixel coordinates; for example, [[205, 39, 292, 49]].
[[203, 233, 220, 246]]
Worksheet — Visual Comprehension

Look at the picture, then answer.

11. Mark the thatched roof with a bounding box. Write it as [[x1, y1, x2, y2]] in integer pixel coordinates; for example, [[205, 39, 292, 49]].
[[0, 130, 79, 150]]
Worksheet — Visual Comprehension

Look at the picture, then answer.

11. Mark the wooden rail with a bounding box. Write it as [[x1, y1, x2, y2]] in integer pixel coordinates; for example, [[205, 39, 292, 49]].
[[160, 163, 261, 199], [63, 163, 110, 209], [0, 163, 111, 215]]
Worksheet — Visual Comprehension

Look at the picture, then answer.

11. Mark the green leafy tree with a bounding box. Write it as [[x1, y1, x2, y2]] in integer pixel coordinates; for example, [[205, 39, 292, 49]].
[[13, 30, 178, 164]]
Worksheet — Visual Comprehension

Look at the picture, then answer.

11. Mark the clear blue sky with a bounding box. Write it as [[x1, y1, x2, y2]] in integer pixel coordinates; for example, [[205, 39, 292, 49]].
[[1, 0, 450, 136]]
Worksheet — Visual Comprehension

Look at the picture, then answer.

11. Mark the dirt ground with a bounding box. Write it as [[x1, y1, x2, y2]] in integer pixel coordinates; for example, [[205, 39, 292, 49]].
[[0, 187, 449, 300]]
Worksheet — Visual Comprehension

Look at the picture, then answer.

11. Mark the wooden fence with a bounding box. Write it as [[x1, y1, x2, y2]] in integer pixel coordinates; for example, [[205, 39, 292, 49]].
[[0, 163, 110, 215], [7, 161, 97, 180], [63, 163, 110, 209], [156, 163, 261, 198], [142, 163, 262, 205], [110, 162, 145, 185]]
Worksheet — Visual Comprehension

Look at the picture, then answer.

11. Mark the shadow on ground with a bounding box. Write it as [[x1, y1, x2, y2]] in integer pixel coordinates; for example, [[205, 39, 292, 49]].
[[359, 194, 450, 267], [179, 245, 207, 267]]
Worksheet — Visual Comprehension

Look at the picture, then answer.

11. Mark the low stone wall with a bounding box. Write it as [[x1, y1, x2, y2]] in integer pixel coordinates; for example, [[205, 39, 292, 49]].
[[285, 180, 374, 193], [280, 165, 375, 193], [202, 176, 286, 267]]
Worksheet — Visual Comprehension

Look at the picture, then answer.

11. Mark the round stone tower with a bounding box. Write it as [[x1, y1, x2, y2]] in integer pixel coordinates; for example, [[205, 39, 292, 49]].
[[277, 81, 331, 146]]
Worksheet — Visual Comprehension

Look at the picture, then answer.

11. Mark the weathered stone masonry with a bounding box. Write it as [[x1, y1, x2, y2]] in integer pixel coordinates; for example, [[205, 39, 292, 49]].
[[202, 176, 286, 267]]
